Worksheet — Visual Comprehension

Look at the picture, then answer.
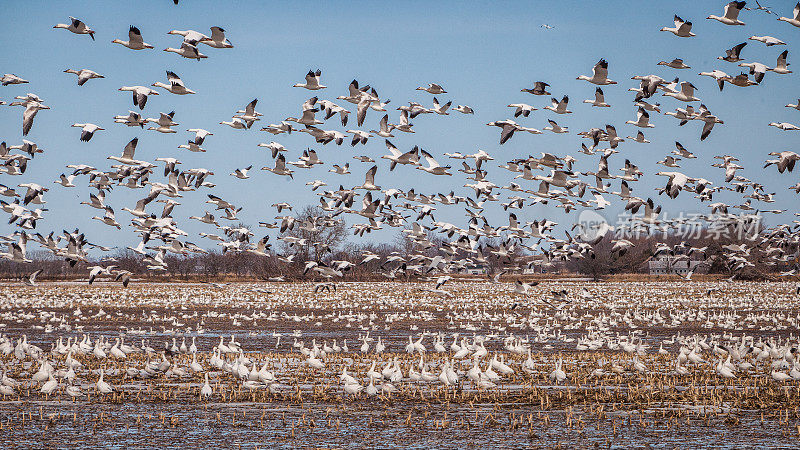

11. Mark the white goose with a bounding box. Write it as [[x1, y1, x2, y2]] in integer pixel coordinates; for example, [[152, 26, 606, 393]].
[[152, 71, 195, 95], [71, 123, 104, 142], [112, 26, 153, 50], [293, 69, 326, 90], [777, 2, 800, 27], [576, 58, 616, 85], [661, 15, 695, 37], [63, 68, 104, 86], [53, 16, 95, 40], [707, 1, 746, 26]]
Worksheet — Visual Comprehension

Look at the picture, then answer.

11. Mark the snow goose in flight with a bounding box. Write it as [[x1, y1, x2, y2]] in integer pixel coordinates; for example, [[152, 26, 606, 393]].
[[71, 123, 104, 142], [118, 86, 158, 110], [626, 107, 654, 128], [432, 97, 451, 115], [294, 69, 326, 90], [262, 153, 294, 178], [202, 26, 233, 48], [723, 72, 758, 87], [699, 69, 731, 91], [234, 98, 261, 125], [108, 138, 145, 165], [696, 105, 724, 140], [626, 130, 650, 143], [657, 59, 690, 69], [672, 142, 696, 159], [54, 173, 77, 187], [63, 68, 104, 86], [168, 29, 209, 42], [187, 128, 213, 147], [584, 87, 610, 107], [152, 71, 195, 94], [507, 103, 536, 117], [738, 60, 768, 83], [718, 42, 747, 62], [53, 16, 95, 40], [147, 111, 178, 133], [329, 163, 350, 174], [2, 74, 28, 86], [777, 2, 800, 27], [285, 105, 322, 126], [346, 129, 371, 146], [707, 1, 746, 25], [453, 105, 474, 114], [657, 155, 681, 167], [230, 165, 252, 179], [417, 150, 452, 176], [389, 110, 414, 133], [112, 26, 153, 50], [114, 111, 145, 128], [663, 81, 699, 102], [487, 120, 521, 144], [749, 35, 786, 46], [764, 151, 799, 173], [768, 122, 800, 131], [164, 41, 208, 60], [521, 81, 550, 95], [767, 50, 791, 75], [661, 15, 696, 37], [635, 100, 661, 113], [381, 140, 419, 170], [576, 59, 616, 85], [544, 95, 572, 114], [786, 99, 800, 110], [370, 114, 394, 137], [219, 117, 250, 129], [18, 101, 49, 136], [257, 141, 286, 158], [358, 165, 381, 189], [544, 119, 568, 133], [416, 83, 446, 94]]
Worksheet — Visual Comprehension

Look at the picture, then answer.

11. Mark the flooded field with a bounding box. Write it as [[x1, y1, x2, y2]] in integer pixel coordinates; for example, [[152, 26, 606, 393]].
[[0, 280, 798, 447]]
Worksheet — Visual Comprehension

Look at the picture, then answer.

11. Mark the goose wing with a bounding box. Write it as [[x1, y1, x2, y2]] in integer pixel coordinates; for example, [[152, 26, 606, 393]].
[[129, 26, 144, 45]]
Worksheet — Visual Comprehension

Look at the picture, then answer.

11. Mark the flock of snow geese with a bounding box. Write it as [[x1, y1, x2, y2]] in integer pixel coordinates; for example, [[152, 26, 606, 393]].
[[0, 2, 799, 290], [0, 6, 799, 440]]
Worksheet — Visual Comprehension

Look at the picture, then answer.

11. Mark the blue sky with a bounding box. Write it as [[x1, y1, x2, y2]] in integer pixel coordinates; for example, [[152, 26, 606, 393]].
[[1, 0, 798, 252]]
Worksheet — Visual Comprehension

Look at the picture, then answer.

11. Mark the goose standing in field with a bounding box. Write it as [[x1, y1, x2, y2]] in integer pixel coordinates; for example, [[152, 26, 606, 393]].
[[152, 71, 196, 94], [661, 15, 696, 37], [114, 111, 146, 128], [707, 1, 747, 25], [63, 68, 104, 86], [749, 35, 786, 46], [626, 107, 654, 128], [767, 50, 791, 75], [53, 16, 96, 40], [164, 40, 208, 60], [112, 26, 153, 50], [71, 123, 104, 142], [147, 111, 178, 133], [293, 70, 326, 90], [584, 87, 610, 107], [577, 58, 616, 85], [118, 86, 158, 110], [777, 2, 800, 27], [657, 59, 691, 69], [2, 74, 28, 86], [521, 81, 551, 95], [202, 26, 234, 48], [718, 42, 747, 62]]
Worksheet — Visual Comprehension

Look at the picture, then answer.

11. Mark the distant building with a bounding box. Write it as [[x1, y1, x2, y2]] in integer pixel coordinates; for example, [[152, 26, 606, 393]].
[[647, 256, 704, 275]]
